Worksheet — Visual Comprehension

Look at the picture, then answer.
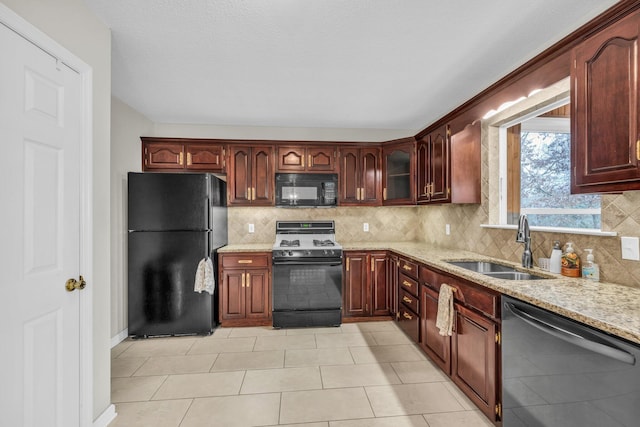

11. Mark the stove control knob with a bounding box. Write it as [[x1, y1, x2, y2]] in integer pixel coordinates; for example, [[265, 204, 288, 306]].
[[305, 250, 312, 256], [288, 251, 293, 256]]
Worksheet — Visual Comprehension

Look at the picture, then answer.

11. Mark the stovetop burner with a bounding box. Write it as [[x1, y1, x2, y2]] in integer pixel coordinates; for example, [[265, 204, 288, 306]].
[[273, 220, 342, 260]]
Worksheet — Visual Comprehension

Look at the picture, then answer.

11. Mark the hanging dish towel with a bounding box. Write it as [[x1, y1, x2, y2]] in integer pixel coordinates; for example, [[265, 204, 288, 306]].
[[194, 257, 215, 295], [436, 283, 455, 336]]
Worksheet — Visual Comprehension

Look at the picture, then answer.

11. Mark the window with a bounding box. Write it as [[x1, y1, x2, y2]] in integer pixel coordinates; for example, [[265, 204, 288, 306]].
[[502, 102, 601, 230]]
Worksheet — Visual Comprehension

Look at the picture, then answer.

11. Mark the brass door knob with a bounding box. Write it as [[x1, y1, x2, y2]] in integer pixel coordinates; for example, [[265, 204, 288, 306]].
[[65, 275, 86, 292]]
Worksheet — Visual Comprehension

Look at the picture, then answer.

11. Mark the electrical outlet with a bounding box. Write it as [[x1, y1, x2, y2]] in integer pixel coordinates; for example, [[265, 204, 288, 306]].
[[248, 223, 255, 233], [445, 224, 451, 235], [621, 236, 640, 260], [363, 223, 369, 232]]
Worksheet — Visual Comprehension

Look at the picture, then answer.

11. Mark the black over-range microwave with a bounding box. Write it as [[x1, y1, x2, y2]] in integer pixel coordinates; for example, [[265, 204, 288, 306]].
[[275, 173, 338, 207]]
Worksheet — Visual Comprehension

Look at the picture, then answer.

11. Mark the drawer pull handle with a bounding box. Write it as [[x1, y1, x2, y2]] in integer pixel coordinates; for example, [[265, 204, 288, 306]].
[[237, 260, 253, 264], [402, 265, 412, 271], [402, 280, 412, 288], [403, 296, 412, 303], [403, 312, 413, 320]]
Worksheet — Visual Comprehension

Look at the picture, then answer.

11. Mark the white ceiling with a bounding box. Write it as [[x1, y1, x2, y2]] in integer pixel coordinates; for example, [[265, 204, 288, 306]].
[[85, 0, 619, 134]]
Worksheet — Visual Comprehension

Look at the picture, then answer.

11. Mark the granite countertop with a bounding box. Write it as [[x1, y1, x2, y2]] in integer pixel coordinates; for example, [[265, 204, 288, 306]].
[[219, 241, 640, 345]]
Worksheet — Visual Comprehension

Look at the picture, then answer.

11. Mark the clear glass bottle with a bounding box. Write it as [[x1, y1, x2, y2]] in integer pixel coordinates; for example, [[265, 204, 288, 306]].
[[581, 249, 600, 282]]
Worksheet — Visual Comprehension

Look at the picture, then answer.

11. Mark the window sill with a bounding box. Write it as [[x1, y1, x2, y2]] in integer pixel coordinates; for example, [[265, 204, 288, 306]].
[[480, 223, 617, 237]]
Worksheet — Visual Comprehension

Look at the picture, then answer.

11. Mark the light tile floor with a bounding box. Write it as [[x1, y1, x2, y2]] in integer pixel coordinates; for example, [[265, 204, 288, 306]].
[[109, 321, 494, 427]]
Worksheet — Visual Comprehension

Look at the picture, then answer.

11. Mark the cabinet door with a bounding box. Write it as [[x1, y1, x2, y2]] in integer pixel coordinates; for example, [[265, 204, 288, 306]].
[[388, 254, 399, 317], [308, 147, 336, 171], [450, 122, 481, 204], [371, 254, 390, 316], [339, 148, 360, 204], [343, 253, 367, 317], [277, 146, 305, 171], [451, 303, 498, 422], [251, 146, 274, 205], [572, 11, 640, 193], [416, 138, 429, 202], [144, 142, 185, 170], [360, 147, 381, 205], [220, 270, 245, 320], [227, 146, 252, 205], [383, 142, 415, 205], [186, 144, 225, 172], [429, 125, 450, 203], [245, 269, 270, 319], [420, 286, 451, 374]]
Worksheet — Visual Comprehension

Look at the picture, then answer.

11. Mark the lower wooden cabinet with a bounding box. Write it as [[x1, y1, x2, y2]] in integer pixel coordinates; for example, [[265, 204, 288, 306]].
[[218, 252, 271, 326], [420, 285, 451, 373], [343, 251, 390, 318], [395, 257, 420, 342], [412, 263, 501, 424], [451, 303, 498, 422]]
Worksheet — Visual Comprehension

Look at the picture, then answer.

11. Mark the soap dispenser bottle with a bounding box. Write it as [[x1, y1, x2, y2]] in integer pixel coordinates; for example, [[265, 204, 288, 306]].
[[549, 241, 562, 274], [582, 249, 600, 282], [561, 242, 581, 277]]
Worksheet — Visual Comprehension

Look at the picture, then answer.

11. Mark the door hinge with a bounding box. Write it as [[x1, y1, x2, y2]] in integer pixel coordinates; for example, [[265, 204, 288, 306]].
[[371, 258, 375, 272], [346, 258, 350, 272], [495, 331, 501, 345], [495, 403, 502, 419]]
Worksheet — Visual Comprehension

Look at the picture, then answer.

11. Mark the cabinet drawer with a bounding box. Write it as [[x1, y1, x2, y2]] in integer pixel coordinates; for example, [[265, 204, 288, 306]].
[[419, 265, 439, 287], [398, 258, 418, 278], [399, 273, 419, 297], [397, 304, 419, 342], [399, 288, 419, 314], [221, 254, 270, 268], [432, 278, 498, 319]]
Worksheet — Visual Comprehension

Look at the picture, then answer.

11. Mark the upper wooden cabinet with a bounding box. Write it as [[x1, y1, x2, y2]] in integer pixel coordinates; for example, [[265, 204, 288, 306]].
[[382, 140, 416, 205], [417, 122, 480, 204], [572, 9, 640, 193], [227, 145, 274, 206], [417, 125, 450, 204], [141, 138, 226, 173], [276, 146, 337, 172], [339, 146, 382, 206], [185, 143, 225, 171]]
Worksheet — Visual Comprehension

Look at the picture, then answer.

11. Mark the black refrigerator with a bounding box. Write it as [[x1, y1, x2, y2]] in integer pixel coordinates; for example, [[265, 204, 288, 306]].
[[127, 172, 227, 338]]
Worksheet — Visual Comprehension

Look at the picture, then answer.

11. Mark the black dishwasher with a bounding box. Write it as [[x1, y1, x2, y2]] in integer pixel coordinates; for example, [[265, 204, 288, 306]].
[[502, 295, 640, 427]]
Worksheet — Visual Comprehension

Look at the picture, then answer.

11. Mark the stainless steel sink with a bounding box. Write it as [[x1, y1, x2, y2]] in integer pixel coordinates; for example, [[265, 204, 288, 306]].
[[446, 261, 516, 273], [446, 261, 548, 280], [481, 271, 547, 280]]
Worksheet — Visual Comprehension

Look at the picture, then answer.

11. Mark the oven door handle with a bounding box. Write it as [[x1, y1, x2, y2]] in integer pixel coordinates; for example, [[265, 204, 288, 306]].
[[273, 259, 342, 266], [505, 301, 636, 365]]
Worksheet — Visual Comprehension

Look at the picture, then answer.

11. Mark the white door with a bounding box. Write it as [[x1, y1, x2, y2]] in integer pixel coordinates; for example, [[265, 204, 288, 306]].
[[0, 22, 83, 426]]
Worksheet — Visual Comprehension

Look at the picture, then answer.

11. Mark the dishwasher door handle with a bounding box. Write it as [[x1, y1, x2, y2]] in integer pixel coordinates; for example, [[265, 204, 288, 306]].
[[505, 301, 636, 366]]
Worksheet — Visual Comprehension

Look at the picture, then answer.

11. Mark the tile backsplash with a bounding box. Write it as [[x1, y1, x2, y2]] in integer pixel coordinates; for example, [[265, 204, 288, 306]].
[[228, 191, 640, 288], [228, 206, 418, 244]]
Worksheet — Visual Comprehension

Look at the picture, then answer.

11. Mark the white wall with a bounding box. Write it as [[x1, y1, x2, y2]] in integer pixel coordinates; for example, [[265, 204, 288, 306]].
[[110, 97, 153, 340], [1, 0, 112, 421]]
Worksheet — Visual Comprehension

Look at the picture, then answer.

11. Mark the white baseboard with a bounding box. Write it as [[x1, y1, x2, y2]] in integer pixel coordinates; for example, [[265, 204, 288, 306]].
[[111, 329, 128, 348], [93, 404, 116, 427]]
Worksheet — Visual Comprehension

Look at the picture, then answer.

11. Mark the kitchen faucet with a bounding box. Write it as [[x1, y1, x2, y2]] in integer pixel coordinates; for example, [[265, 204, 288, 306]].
[[516, 214, 533, 268]]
